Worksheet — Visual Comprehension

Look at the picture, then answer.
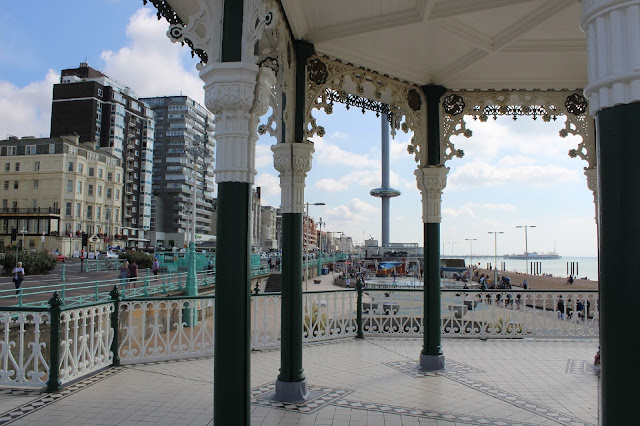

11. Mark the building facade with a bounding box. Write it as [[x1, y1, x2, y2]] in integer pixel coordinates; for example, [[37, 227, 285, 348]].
[[0, 135, 123, 254], [140, 96, 215, 249], [259, 206, 278, 252], [50, 63, 154, 248]]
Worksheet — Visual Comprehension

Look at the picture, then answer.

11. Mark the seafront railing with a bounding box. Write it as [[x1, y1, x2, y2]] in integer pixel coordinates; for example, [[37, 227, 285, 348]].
[[0, 287, 598, 389]]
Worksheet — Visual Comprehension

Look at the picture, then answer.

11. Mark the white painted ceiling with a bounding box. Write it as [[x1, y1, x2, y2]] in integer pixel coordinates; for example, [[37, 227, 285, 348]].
[[280, 0, 587, 90]]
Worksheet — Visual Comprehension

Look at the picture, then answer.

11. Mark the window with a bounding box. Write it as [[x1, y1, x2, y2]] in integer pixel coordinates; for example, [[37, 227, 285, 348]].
[[76, 203, 81, 218], [78, 163, 84, 174], [34, 161, 40, 171], [7, 146, 17, 156], [12, 201, 17, 210], [68, 162, 74, 172], [28, 240, 35, 249], [4, 163, 9, 172], [13, 181, 18, 189], [2, 199, 7, 209], [66, 180, 73, 192], [87, 206, 92, 219], [105, 208, 110, 220], [32, 200, 37, 209], [97, 186, 102, 197], [88, 184, 94, 196], [49, 144, 55, 154], [98, 169, 103, 178], [97, 206, 101, 219], [65, 202, 72, 216], [98, 88, 103, 97], [33, 180, 38, 189], [107, 172, 112, 181], [3, 181, 8, 190], [89, 167, 94, 177], [77, 181, 83, 194], [115, 208, 120, 219], [26, 145, 36, 155], [106, 188, 112, 199], [15, 163, 19, 171]]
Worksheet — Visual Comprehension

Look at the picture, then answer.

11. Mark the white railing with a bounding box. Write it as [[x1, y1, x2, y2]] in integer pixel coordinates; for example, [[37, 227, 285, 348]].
[[302, 291, 358, 343], [118, 298, 214, 363], [252, 295, 281, 349], [362, 290, 423, 336], [59, 304, 113, 383], [0, 310, 50, 387]]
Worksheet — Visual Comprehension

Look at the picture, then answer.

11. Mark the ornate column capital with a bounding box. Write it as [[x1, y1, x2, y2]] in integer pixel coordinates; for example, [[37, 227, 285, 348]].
[[201, 62, 276, 184], [272, 142, 314, 214], [415, 166, 449, 223], [581, 0, 640, 114]]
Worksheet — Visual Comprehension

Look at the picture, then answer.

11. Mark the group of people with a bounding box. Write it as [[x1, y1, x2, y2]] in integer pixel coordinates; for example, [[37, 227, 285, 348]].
[[267, 256, 281, 271], [119, 260, 140, 288]]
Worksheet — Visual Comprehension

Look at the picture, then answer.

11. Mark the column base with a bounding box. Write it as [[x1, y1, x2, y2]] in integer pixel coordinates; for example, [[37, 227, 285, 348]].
[[274, 379, 309, 403], [420, 353, 445, 371]]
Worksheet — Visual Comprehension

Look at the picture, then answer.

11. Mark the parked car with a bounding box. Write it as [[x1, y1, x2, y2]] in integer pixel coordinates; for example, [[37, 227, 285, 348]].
[[98, 251, 119, 259], [49, 252, 65, 261]]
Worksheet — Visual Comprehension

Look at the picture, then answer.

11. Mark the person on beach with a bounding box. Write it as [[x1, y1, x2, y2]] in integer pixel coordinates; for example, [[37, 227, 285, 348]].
[[522, 279, 528, 290], [11, 262, 25, 295], [557, 297, 565, 319]]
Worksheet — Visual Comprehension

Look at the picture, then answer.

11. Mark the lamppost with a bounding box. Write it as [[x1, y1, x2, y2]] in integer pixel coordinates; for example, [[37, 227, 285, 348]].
[[515, 225, 536, 274], [305, 202, 325, 290], [317, 217, 325, 277], [451, 241, 457, 256], [488, 231, 504, 284], [465, 238, 477, 278]]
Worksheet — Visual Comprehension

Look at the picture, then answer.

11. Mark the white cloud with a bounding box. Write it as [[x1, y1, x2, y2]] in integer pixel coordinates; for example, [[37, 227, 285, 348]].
[[314, 169, 381, 192], [443, 202, 517, 218], [325, 198, 379, 225], [255, 144, 273, 169], [311, 135, 379, 169], [448, 159, 579, 189], [255, 173, 280, 207], [99, 8, 204, 104], [0, 69, 58, 138], [390, 136, 413, 159]]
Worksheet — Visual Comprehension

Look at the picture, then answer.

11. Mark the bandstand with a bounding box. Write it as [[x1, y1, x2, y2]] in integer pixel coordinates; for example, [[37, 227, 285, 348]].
[[143, 1, 639, 424]]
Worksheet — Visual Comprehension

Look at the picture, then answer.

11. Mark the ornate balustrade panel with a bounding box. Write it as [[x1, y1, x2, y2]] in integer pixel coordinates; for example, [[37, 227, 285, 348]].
[[440, 290, 598, 338], [361, 290, 424, 337], [58, 304, 113, 384], [302, 291, 358, 343], [251, 295, 281, 349], [0, 310, 50, 387], [118, 298, 215, 363]]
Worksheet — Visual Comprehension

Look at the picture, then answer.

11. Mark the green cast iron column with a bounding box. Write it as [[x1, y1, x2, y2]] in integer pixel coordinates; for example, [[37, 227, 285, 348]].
[[421, 223, 442, 356], [278, 213, 305, 383], [214, 182, 251, 424], [596, 101, 640, 424]]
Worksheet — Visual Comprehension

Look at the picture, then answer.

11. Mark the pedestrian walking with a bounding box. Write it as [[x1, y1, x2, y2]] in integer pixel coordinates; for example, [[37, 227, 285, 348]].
[[119, 260, 129, 289], [128, 260, 139, 288], [152, 258, 159, 276], [11, 262, 25, 295]]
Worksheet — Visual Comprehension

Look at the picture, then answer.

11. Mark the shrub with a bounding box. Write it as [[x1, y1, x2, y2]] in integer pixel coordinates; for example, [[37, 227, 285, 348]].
[[1, 250, 57, 275], [119, 251, 154, 269]]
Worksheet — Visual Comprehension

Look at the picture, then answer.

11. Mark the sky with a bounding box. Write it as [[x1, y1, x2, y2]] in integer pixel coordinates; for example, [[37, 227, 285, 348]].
[[0, 1, 598, 257]]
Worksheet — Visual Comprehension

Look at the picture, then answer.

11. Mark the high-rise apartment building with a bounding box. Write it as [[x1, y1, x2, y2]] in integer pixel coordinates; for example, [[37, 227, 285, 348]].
[[140, 96, 215, 249], [0, 135, 123, 255], [50, 63, 154, 248]]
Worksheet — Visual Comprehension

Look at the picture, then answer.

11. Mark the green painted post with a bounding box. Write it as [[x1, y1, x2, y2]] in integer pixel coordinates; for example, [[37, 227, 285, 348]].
[[356, 277, 364, 339], [17, 288, 23, 306], [109, 286, 121, 367], [421, 224, 443, 359], [182, 242, 198, 327], [94, 281, 99, 302], [61, 282, 66, 304], [47, 291, 62, 392], [162, 275, 167, 294], [61, 263, 66, 281], [143, 275, 149, 297], [214, 182, 251, 423]]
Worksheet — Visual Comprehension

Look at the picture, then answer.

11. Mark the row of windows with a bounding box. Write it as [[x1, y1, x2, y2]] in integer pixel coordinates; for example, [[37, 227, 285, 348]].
[[65, 180, 120, 200], [3, 144, 56, 156]]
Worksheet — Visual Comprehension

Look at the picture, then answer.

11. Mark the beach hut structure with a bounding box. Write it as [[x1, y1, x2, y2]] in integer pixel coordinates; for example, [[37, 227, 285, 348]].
[[143, 1, 637, 424]]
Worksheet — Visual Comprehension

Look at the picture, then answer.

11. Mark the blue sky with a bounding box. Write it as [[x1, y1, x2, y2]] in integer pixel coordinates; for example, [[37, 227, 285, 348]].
[[0, 2, 598, 256]]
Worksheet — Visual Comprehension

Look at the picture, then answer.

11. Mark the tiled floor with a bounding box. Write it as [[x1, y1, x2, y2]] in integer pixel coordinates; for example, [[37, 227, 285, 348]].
[[0, 338, 599, 425]]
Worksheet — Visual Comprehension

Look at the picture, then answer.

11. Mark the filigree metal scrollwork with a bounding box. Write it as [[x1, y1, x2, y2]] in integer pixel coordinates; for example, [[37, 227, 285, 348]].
[[308, 58, 329, 85], [565, 93, 588, 116], [326, 89, 392, 119], [477, 104, 557, 121], [143, 0, 184, 26], [407, 89, 421, 111], [443, 94, 465, 116]]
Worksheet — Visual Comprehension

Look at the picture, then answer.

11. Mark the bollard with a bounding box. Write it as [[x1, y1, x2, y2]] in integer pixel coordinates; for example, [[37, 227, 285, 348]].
[[61, 263, 66, 282], [143, 275, 149, 297], [47, 291, 62, 392], [94, 281, 99, 302], [162, 275, 167, 294], [356, 278, 364, 339], [109, 286, 121, 367]]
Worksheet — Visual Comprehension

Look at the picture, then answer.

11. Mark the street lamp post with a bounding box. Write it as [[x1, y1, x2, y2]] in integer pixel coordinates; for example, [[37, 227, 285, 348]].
[[317, 217, 325, 277], [305, 202, 325, 290], [451, 241, 457, 256], [516, 225, 536, 274], [465, 238, 477, 279], [488, 231, 504, 284]]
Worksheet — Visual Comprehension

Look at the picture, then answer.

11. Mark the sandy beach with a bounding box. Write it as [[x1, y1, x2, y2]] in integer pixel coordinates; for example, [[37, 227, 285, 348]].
[[476, 268, 598, 291]]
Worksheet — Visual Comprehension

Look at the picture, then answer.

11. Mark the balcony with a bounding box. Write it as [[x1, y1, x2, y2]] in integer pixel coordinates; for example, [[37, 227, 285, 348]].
[[0, 278, 598, 425], [0, 207, 61, 216]]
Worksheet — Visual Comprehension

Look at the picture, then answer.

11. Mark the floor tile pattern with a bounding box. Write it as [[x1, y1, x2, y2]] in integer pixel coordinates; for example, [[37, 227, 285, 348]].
[[252, 382, 353, 414]]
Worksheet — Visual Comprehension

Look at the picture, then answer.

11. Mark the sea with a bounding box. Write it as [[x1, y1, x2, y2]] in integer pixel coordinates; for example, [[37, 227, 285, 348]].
[[450, 256, 598, 281]]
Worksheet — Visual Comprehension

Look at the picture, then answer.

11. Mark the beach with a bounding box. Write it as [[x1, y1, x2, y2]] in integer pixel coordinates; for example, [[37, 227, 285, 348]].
[[476, 268, 598, 291]]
